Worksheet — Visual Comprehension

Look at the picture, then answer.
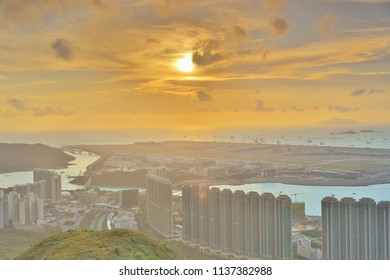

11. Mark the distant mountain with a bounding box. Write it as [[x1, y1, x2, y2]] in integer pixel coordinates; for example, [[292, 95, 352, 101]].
[[0, 143, 75, 173], [360, 129, 377, 133], [15, 229, 183, 260], [320, 117, 362, 126]]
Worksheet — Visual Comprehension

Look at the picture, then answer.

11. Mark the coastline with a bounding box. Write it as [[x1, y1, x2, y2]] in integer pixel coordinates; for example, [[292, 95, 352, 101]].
[[172, 176, 390, 189], [0, 163, 72, 175], [70, 141, 390, 189]]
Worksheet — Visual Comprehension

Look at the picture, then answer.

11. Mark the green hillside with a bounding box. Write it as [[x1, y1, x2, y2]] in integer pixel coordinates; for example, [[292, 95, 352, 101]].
[[15, 229, 183, 260]]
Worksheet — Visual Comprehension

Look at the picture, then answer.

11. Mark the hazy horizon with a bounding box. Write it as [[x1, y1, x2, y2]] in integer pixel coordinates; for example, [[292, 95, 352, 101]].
[[1, 125, 389, 147]]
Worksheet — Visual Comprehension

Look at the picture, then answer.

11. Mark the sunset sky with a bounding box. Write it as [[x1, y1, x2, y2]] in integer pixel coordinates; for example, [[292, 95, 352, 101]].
[[0, 0, 389, 142]]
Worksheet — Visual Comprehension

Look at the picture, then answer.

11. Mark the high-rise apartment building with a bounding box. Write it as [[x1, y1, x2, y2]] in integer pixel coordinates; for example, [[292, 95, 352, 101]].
[[321, 196, 340, 260], [146, 168, 173, 237], [17, 198, 27, 225], [198, 186, 209, 250], [208, 187, 221, 253], [377, 201, 390, 260], [276, 194, 292, 260], [221, 189, 233, 256], [182, 186, 292, 259], [182, 185, 191, 242], [247, 191, 260, 258], [190, 186, 200, 245], [33, 169, 61, 203], [0, 199, 5, 229], [322, 196, 390, 260], [358, 197, 377, 260], [233, 190, 247, 258], [7, 191, 20, 225], [260, 192, 276, 259], [339, 197, 358, 260]]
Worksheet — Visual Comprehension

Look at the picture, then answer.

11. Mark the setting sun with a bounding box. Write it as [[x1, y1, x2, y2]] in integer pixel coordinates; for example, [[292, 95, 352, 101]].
[[176, 54, 194, 73]]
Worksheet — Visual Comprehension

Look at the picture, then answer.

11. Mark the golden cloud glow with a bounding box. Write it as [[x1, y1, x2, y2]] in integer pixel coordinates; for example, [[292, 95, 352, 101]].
[[0, 0, 389, 140]]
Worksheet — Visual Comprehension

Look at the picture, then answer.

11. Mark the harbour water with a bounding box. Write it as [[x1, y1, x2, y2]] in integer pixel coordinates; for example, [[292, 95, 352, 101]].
[[211, 182, 390, 216], [0, 151, 100, 191]]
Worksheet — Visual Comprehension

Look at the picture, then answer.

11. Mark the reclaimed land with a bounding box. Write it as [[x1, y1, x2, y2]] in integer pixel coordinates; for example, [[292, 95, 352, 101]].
[[66, 141, 390, 187]]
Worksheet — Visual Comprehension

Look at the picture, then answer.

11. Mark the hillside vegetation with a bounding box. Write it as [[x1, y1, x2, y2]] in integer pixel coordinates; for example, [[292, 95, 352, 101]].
[[16, 229, 183, 260]]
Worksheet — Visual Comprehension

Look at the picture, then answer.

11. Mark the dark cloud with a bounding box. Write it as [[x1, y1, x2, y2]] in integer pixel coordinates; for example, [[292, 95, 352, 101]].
[[270, 16, 289, 35], [328, 105, 359, 113], [196, 90, 212, 102], [232, 25, 248, 43], [351, 87, 386, 96], [163, 48, 177, 54], [193, 51, 224, 66], [351, 89, 367, 96], [7, 98, 26, 111], [146, 37, 161, 44], [51, 38, 74, 61], [255, 100, 274, 112], [192, 39, 225, 66]]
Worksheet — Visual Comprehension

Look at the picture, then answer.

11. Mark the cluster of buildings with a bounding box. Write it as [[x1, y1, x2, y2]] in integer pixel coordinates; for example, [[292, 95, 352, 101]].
[[145, 167, 293, 259], [322, 196, 390, 260], [0, 190, 44, 228], [0, 169, 61, 229], [182, 186, 292, 259], [33, 169, 62, 203], [144, 168, 390, 261]]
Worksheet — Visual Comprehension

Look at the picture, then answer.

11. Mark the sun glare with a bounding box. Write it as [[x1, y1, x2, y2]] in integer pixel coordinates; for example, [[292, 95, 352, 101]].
[[176, 54, 194, 73]]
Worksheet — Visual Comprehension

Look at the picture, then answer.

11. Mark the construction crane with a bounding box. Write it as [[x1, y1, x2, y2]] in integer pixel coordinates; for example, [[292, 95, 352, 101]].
[[290, 193, 304, 202]]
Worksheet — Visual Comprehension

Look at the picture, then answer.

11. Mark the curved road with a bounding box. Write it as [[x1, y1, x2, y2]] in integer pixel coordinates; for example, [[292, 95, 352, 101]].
[[90, 211, 109, 231]]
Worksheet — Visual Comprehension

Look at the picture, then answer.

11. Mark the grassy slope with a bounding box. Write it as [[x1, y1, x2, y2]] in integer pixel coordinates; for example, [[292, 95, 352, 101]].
[[16, 229, 183, 260]]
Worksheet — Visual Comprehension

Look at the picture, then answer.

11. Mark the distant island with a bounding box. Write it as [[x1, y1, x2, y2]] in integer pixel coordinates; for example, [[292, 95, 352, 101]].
[[0, 143, 75, 174], [330, 129, 380, 135], [15, 229, 183, 260]]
